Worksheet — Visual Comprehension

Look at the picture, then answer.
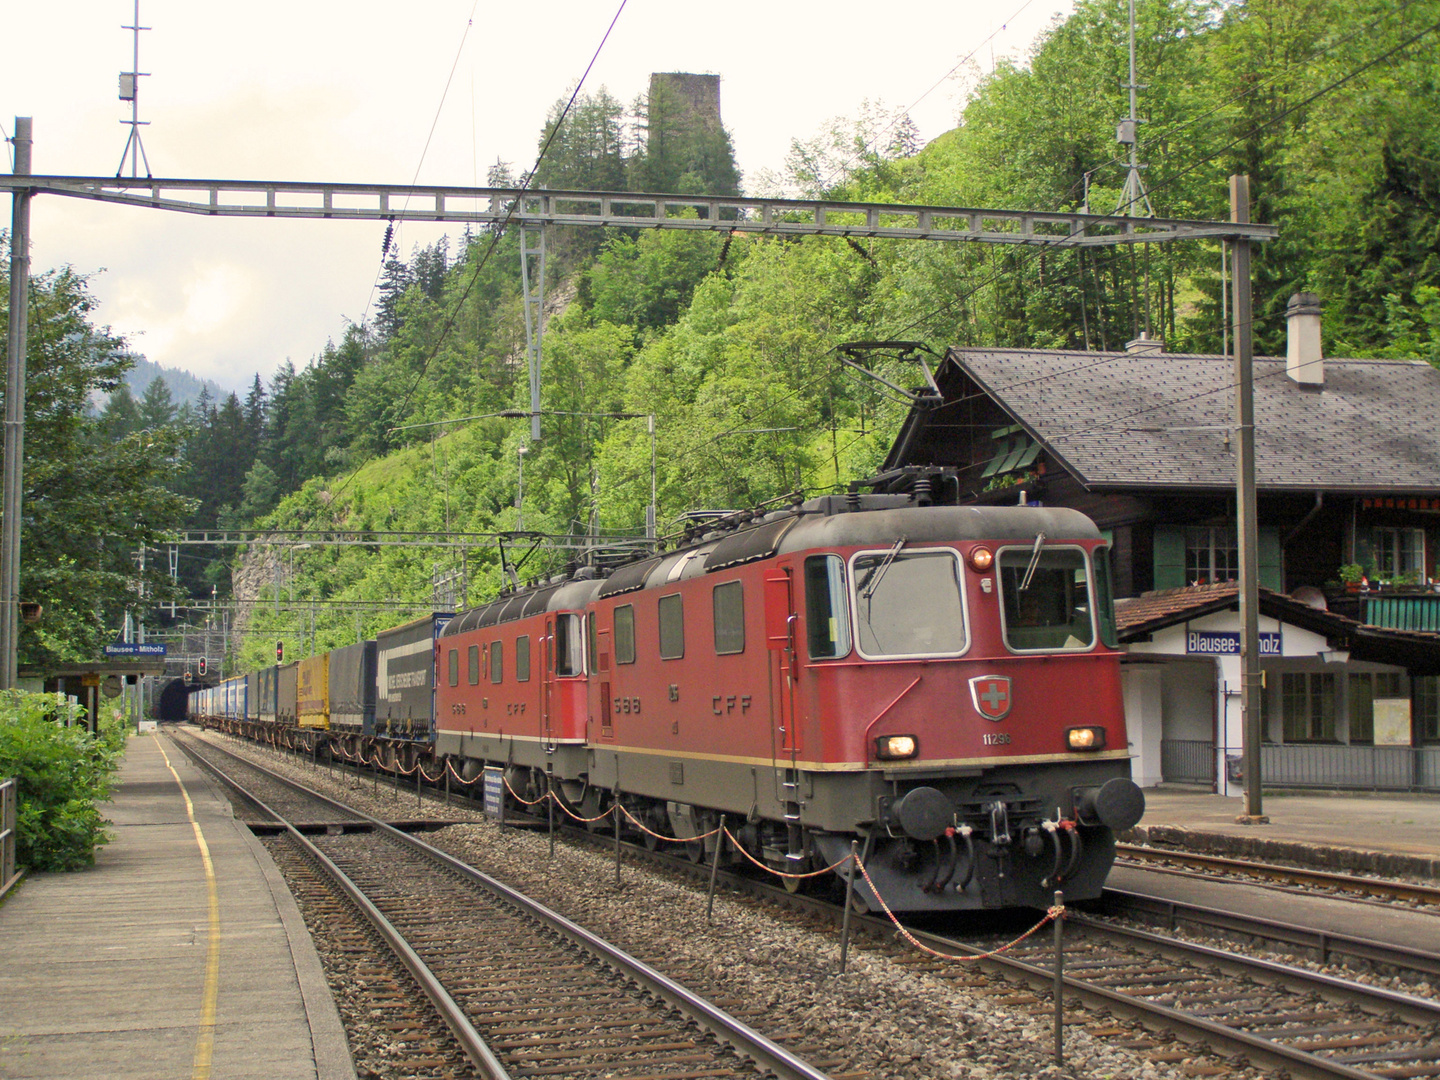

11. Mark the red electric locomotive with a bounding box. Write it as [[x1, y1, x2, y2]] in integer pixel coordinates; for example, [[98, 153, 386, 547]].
[[436, 494, 1143, 914]]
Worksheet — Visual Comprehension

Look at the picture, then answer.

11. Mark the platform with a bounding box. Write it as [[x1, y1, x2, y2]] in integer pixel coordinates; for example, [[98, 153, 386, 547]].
[[1132, 787, 1440, 879], [0, 733, 354, 1080]]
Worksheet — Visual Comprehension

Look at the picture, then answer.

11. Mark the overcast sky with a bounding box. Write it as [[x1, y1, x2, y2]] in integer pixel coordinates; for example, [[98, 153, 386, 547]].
[[1, 1, 1071, 393]]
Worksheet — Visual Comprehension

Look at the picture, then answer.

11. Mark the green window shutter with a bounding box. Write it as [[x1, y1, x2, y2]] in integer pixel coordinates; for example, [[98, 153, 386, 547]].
[[1153, 525, 1186, 590], [1259, 527, 1283, 591]]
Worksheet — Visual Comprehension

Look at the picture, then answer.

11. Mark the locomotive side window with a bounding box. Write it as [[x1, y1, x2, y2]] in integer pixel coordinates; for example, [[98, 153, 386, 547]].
[[448, 648, 459, 687], [658, 594, 685, 659], [467, 644, 480, 685], [490, 640, 504, 684], [586, 613, 596, 672], [516, 635, 531, 682], [556, 613, 585, 676], [614, 605, 636, 664], [998, 545, 1096, 651], [851, 549, 966, 658], [804, 555, 851, 659], [713, 581, 745, 655], [1091, 548, 1120, 648]]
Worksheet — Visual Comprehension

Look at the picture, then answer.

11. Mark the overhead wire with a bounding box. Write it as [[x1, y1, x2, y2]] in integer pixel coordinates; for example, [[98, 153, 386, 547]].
[[360, 0, 483, 326], [330, 0, 630, 501]]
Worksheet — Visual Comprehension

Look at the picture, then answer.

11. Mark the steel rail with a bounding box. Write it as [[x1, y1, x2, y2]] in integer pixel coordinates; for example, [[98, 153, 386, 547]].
[[1116, 844, 1440, 905], [169, 738, 510, 1080], [1097, 886, 1440, 980], [901, 924, 1388, 1080], [173, 730, 834, 1080]]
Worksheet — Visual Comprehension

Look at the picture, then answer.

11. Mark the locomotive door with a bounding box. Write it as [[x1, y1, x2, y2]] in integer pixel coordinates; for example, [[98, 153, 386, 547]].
[[764, 569, 799, 758]]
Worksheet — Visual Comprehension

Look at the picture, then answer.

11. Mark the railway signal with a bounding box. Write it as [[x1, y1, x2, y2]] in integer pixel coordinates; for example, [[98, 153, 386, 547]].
[[276, 640, 283, 663], [198, 656, 207, 676]]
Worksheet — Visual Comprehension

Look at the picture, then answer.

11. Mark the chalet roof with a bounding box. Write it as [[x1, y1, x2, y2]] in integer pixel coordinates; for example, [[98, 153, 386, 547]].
[[952, 348, 1440, 492]]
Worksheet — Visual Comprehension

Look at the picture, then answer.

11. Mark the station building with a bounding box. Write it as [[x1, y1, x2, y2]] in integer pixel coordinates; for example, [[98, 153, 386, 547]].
[[875, 294, 1440, 793]]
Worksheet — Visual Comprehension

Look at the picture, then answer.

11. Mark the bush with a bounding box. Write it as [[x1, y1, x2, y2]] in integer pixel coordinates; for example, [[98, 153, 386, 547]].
[[0, 691, 124, 871]]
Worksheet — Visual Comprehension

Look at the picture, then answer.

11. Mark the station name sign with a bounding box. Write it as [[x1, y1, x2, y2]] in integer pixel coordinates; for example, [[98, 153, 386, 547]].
[[103, 642, 167, 657], [1186, 630, 1281, 656]]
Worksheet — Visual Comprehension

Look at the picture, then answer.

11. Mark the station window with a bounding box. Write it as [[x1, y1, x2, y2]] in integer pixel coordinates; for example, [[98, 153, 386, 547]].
[[1282, 672, 1336, 742], [490, 640, 503, 684], [516, 635, 530, 682], [659, 594, 685, 659], [1416, 677, 1440, 743], [1185, 525, 1238, 584], [1348, 673, 1375, 744], [804, 554, 851, 659], [615, 605, 636, 665], [713, 581, 745, 655], [447, 648, 459, 687], [467, 644, 480, 686], [1373, 527, 1426, 580]]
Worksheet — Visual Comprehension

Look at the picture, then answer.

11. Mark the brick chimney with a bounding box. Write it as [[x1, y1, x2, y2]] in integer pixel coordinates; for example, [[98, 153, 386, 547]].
[[1286, 292, 1323, 386]]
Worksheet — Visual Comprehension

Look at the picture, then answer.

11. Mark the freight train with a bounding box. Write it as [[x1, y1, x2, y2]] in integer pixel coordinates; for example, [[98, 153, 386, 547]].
[[192, 493, 1144, 913]]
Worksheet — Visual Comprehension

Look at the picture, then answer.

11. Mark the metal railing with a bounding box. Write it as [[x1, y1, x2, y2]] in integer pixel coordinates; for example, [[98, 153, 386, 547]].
[[1, 777, 17, 899], [1160, 739, 1217, 785], [1360, 593, 1440, 632], [1260, 743, 1440, 792]]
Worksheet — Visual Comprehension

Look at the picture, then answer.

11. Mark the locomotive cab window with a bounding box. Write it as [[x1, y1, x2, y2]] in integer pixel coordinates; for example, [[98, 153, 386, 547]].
[[490, 640, 503, 684], [658, 594, 684, 659], [713, 581, 745, 655], [805, 554, 852, 659], [614, 605, 636, 665], [851, 547, 967, 659], [516, 635, 531, 682], [467, 644, 480, 685], [556, 613, 585, 676], [998, 544, 1096, 652]]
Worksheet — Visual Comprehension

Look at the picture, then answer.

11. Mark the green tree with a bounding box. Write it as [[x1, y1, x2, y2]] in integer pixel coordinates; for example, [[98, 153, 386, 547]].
[[136, 376, 178, 430], [0, 250, 192, 665]]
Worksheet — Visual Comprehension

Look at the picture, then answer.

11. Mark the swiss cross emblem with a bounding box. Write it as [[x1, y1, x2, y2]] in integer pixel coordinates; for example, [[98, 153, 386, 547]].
[[969, 675, 1012, 722]]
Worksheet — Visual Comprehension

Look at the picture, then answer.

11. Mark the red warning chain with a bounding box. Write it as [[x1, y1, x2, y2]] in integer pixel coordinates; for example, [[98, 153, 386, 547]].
[[855, 855, 1063, 960]]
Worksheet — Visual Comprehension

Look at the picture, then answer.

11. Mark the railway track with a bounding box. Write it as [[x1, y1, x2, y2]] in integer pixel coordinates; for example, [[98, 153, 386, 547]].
[[170, 730, 837, 1080], [1116, 844, 1440, 907], [940, 911, 1440, 1080], [1092, 887, 1440, 983], [191, 725, 1440, 1079]]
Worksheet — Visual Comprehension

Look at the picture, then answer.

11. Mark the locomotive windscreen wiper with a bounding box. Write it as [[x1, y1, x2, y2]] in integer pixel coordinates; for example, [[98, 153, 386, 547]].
[[1019, 532, 1047, 591], [860, 536, 907, 599]]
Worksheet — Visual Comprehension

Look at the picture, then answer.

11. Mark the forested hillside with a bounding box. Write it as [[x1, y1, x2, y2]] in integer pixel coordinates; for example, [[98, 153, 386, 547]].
[[89, 0, 1440, 673]]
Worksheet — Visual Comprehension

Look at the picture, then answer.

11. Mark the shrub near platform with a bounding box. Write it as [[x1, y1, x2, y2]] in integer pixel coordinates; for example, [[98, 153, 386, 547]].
[[0, 691, 124, 871]]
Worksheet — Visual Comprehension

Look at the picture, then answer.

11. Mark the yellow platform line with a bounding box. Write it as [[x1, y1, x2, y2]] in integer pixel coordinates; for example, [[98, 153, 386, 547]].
[[156, 737, 221, 1080]]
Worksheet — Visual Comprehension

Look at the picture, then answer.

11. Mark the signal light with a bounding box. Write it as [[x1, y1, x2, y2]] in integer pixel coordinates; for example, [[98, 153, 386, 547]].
[[968, 546, 994, 572], [276, 641, 284, 663], [198, 657, 207, 676]]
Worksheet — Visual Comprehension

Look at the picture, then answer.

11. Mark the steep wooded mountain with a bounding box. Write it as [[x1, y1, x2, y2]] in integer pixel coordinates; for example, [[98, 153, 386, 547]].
[[85, 8, 1440, 670]]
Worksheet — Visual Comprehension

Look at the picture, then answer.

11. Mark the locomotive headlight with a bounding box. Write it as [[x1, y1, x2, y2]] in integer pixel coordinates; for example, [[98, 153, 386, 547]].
[[1066, 726, 1106, 751], [969, 546, 994, 571], [876, 734, 918, 760]]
